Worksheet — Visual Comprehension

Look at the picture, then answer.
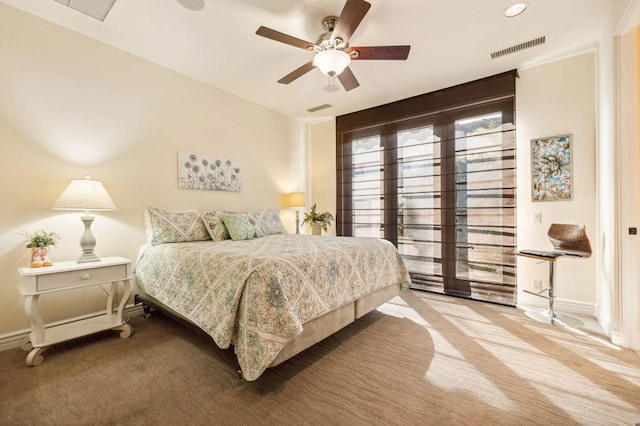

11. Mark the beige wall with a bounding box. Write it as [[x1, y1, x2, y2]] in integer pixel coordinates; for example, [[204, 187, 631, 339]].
[[516, 52, 597, 308], [308, 119, 336, 236], [309, 52, 598, 309], [0, 5, 303, 335]]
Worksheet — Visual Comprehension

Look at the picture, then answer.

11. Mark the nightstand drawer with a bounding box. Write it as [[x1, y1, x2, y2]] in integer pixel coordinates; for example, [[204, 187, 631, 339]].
[[36, 265, 128, 291]]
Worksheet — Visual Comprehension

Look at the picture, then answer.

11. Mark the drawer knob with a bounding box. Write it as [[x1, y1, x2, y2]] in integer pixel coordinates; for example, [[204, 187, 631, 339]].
[[81, 273, 91, 280]]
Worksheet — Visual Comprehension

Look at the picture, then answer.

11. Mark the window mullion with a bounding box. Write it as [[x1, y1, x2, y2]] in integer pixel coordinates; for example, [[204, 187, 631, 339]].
[[383, 132, 398, 246]]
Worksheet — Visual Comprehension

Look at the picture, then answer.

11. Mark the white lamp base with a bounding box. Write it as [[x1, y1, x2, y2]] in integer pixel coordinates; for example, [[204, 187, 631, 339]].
[[77, 214, 101, 263]]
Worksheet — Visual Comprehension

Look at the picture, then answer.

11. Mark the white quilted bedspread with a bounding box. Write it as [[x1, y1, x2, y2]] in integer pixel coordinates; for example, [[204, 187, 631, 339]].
[[134, 234, 411, 380]]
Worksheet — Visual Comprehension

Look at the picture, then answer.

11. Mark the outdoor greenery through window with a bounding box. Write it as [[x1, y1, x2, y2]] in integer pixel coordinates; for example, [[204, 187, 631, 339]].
[[336, 71, 517, 305]]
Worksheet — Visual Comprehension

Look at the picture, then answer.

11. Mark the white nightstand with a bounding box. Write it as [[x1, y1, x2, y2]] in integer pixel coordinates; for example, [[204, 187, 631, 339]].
[[17, 256, 134, 366]]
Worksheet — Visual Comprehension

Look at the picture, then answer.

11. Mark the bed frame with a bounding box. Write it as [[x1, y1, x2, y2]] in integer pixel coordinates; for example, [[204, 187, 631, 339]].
[[134, 282, 401, 370]]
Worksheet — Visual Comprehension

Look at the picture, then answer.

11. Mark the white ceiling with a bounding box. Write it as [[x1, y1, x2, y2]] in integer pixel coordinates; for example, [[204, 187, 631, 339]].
[[0, 0, 618, 120]]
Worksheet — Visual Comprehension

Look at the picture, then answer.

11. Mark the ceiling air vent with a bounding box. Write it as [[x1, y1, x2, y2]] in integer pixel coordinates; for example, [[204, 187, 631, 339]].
[[53, 0, 117, 21], [306, 104, 333, 113], [490, 36, 546, 59]]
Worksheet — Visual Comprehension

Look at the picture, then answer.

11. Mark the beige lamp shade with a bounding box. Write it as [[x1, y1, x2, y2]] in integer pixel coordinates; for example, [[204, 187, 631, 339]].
[[52, 177, 117, 211], [52, 176, 116, 263], [286, 192, 306, 208]]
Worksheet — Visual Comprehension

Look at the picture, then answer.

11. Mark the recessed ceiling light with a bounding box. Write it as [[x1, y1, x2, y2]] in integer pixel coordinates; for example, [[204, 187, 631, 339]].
[[177, 0, 205, 11], [504, 2, 528, 18]]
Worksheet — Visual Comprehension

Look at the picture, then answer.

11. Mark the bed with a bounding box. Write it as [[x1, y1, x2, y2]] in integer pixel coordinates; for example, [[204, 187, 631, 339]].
[[134, 208, 411, 380]]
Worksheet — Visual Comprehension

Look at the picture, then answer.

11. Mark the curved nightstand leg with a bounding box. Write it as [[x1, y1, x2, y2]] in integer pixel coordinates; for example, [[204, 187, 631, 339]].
[[113, 323, 133, 338], [116, 278, 133, 324], [23, 294, 45, 345], [20, 335, 33, 352], [26, 347, 47, 366]]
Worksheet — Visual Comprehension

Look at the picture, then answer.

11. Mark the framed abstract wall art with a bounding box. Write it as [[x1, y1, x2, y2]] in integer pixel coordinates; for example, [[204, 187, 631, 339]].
[[531, 134, 572, 201], [178, 151, 242, 192]]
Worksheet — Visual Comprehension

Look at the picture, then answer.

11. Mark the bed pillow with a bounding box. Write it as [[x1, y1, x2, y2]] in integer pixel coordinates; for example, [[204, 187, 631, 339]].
[[202, 210, 231, 242], [246, 209, 287, 238], [147, 207, 211, 245], [222, 213, 254, 241], [143, 208, 154, 242]]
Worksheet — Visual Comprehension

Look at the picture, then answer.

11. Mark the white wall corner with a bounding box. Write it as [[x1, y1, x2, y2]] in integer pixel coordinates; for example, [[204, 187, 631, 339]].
[[595, 305, 613, 340]]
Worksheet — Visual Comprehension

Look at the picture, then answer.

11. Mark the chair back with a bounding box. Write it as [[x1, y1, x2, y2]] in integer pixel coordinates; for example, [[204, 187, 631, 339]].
[[547, 224, 592, 257]]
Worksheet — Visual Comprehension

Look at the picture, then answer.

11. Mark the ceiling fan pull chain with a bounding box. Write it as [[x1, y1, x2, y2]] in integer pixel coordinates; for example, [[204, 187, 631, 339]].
[[325, 74, 339, 92]]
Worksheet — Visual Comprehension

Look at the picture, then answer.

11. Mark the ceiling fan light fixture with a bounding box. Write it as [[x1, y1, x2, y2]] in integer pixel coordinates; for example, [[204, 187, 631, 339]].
[[313, 50, 351, 76]]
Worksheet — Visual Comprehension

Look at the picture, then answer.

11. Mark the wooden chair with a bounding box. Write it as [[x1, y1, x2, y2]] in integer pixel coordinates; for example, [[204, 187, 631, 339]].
[[518, 224, 592, 326]]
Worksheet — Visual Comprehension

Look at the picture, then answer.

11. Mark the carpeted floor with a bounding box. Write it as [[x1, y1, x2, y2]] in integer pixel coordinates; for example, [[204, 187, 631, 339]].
[[1, 290, 639, 425]]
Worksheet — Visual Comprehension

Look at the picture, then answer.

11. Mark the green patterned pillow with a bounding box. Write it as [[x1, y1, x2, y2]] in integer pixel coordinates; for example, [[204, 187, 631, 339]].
[[147, 207, 211, 245], [202, 210, 231, 241], [222, 213, 254, 241], [249, 209, 287, 237]]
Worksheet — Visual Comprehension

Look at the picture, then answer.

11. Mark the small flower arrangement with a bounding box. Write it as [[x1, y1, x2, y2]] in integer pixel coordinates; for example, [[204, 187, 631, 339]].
[[22, 230, 61, 248]]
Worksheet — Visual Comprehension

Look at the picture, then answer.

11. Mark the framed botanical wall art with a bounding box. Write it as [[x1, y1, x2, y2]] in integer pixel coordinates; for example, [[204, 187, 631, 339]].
[[531, 134, 572, 201], [178, 151, 242, 192]]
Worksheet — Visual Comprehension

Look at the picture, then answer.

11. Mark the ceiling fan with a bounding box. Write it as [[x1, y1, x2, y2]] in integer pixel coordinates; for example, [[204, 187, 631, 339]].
[[256, 0, 411, 92]]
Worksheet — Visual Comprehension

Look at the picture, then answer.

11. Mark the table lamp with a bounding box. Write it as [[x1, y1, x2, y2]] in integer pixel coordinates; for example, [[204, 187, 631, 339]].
[[286, 192, 306, 234], [52, 176, 117, 263]]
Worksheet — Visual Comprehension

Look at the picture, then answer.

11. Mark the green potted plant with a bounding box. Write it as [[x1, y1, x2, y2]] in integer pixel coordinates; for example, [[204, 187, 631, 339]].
[[302, 203, 334, 235]]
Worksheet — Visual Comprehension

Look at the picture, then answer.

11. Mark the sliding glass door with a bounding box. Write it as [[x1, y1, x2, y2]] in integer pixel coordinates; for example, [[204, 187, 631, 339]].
[[337, 74, 518, 305], [397, 104, 516, 304], [447, 109, 516, 303]]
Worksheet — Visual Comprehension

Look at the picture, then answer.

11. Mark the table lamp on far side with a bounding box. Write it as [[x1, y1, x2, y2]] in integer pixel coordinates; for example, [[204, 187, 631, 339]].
[[286, 192, 306, 234], [52, 176, 117, 263]]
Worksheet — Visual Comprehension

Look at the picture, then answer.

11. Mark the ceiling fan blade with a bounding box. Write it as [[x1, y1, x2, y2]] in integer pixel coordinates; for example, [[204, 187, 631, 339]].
[[348, 45, 411, 60], [337, 67, 360, 91], [256, 26, 315, 51], [278, 61, 316, 84], [331, 0, 371, 44]]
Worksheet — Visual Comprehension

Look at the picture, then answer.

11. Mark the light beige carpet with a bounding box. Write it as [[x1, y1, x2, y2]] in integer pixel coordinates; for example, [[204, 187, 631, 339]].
[[1, 291, 639, 425]]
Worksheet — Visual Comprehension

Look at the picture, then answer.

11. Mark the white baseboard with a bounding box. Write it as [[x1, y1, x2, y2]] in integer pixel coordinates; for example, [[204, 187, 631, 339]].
[[517, 292, 596, 317], [0, 304, 145, 353], [0, 330, 27, 353]]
